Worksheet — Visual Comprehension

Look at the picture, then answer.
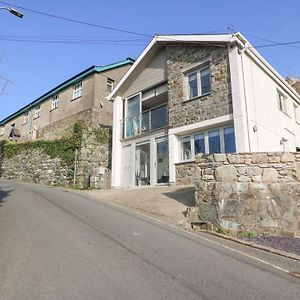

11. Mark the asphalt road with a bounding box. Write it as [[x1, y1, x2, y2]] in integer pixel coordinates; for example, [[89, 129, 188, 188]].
[[0, 180, 299, 300]]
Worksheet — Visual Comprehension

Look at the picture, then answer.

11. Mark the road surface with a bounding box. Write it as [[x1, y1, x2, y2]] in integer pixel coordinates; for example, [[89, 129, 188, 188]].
[[0, 180, 299, 300]]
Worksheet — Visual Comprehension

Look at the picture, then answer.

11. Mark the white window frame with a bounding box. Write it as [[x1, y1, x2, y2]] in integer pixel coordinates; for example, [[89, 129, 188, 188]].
[[51, 94, 59, 110], [179, 126, 235, 162], [34, 105, 41, 119], [186, 65, 211, 100], [0, 126, 4, 136], [107, 78, 114, 93], [72, 82, 82, 99], [278, 91, 289, 116], [294, 103, 300, 124]]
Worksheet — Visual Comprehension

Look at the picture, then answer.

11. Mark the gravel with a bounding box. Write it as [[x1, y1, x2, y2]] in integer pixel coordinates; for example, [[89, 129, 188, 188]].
[[241, 236, 300, 256]]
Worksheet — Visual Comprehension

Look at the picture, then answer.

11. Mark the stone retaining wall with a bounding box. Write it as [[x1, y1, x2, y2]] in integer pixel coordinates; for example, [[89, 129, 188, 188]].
[[175, 162, 196, 186], [194, 152, 300, 236], [0, 148, 72, 186]]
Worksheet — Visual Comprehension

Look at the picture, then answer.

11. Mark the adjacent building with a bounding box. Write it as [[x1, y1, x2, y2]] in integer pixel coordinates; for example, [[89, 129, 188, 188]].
[[0, 58, 134, 141], [107, 33, 300, 188]]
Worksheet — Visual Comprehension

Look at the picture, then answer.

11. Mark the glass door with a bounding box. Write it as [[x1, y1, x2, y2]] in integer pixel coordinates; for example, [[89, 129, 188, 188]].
[[135, 141, 150, 186], [156, 138, 169, 184]]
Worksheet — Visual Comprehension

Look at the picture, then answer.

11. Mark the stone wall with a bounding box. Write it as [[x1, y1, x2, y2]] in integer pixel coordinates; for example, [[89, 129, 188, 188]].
[[167, 44, 232, 129], [0, 148, 72, 186], [175, 161, 196, 186], [194, 152, 300, 236], [76, 126, 111, 189]]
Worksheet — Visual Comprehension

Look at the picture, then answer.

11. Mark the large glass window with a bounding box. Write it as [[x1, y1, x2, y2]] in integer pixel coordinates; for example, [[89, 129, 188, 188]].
[[180, 126, 236, 161], [194, 133, 205, 155], [181, 136, 192, 160], [125, 94, 140, 137], [224, 127, 236, 153], [208, 130, 221, 153]]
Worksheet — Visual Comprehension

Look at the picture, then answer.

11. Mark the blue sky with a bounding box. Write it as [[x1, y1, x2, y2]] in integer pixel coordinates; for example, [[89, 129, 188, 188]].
[[1, 0, 300, 120]]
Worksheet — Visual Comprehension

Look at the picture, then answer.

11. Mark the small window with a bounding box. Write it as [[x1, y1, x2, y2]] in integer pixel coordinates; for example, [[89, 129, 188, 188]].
[[107, 78, 114, 93], [278, 92, 288, 115], [187, 66, 211, 100], [24, 112, 29, 124], [52, 95, 59, 110], [34, 106, 41, 119], [294, 103, 300, 124], [73, 82, 82, 99], [11, 123, 15, 128], [0, 127, 4, 136], [181, 136, 192, 160]]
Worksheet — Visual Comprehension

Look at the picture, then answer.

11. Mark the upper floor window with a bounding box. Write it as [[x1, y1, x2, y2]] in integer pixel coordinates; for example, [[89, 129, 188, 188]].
[[0, 126, 4, 136], [73, 82, 82, 99], [24, 112, 29, 124], [278, 92, 288, 115], [187, 66, 211, 100], [107, 78, 114, 93], [52, 95, 59, 110], [34, 105, 41, 119], [294, 103, 300, 124]]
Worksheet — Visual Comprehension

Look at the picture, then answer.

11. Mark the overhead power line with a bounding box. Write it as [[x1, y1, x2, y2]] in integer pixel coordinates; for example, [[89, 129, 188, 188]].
[[0, 1, 153, 38]]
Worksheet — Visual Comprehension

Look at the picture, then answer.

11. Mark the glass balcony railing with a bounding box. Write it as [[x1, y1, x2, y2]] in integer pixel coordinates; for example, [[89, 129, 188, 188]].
[[121, 104, 168, 138]]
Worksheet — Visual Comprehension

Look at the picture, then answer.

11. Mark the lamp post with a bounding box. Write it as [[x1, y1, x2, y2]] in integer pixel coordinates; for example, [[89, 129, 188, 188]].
[[0, 6, 23, 18]]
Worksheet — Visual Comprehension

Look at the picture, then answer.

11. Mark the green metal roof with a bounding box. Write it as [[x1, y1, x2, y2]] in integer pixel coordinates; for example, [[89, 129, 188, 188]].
[[0, 58, 134, 126]]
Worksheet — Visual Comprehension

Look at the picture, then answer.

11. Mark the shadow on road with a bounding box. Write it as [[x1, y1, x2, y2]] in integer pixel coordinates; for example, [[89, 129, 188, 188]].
[[0, 187, 11, 206], [163, 186, 196, 207]]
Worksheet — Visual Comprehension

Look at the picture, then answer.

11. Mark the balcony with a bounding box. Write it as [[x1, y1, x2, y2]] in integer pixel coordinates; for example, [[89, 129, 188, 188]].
[[122, 103, 168, 138]]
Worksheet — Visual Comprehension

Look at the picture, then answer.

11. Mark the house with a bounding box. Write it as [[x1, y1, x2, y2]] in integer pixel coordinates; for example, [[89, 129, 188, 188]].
[[0, 58, 134, 141], [107, 33, 300, 188]]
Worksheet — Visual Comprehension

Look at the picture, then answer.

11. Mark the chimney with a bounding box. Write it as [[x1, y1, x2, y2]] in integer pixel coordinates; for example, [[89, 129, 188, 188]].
[[286, 76, 300, 94]]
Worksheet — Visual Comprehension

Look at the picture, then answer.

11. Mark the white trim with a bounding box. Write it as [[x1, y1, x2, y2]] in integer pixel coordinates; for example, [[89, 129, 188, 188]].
[[169, 114, 233, 136]]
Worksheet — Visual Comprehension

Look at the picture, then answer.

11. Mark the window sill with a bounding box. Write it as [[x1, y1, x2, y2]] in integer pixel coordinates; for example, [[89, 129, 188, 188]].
[[175, 159, 196, 165], [33, 116, 40, 120], [49, 107, 58, 112], [71, 96, 81, 102], [183, 92, 211, 104], [22, 122, 28, 126]]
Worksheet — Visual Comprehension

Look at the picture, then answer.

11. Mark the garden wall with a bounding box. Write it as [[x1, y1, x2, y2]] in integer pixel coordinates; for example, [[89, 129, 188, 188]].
[[195, 152, 300, 236]]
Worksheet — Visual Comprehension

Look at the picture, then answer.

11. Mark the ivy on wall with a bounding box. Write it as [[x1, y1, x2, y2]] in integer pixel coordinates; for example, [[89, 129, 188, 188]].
[[0, 121, 86, 166]]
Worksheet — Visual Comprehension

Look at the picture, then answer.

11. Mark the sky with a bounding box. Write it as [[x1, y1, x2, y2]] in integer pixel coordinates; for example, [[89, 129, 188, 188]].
[[1, 0, 300, 120]]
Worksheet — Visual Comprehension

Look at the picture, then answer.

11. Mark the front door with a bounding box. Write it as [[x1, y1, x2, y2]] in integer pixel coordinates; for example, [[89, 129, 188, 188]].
[[135, 141, 150, 186]]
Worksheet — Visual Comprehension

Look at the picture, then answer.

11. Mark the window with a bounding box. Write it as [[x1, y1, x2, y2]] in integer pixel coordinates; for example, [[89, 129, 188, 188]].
[[0, 127, 4, 136], [107, 78, 114, 93], [294, 103, 300, 124], [52, 95, 59, 110], [181, 136, 192, 160], [34, 106, 41, 119], [180, 126, 236, 161], [194, 133, 205, 155], [24, 112, 29, 124], [73, 82, 82, 99], [208, 130, 221, 153], [187, 66, 211, 100], [278, 92, 288, 115]]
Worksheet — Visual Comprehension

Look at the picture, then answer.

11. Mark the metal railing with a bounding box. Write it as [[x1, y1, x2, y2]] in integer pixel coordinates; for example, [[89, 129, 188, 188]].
[[121, 103, 168, 138]]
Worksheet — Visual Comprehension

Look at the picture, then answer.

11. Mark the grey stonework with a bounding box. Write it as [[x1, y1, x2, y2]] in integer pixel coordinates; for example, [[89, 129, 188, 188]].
[[0, 149, 72, 186], [175, 162, 197, 186], [194, 152, 300, 236], [0, 125, 111, 189], [166, 44, 232, 128]]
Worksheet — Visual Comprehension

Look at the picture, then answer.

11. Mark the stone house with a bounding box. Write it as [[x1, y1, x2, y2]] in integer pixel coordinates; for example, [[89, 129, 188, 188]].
[[107, 33, 300, 188], [0, 58, 134, 141]]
